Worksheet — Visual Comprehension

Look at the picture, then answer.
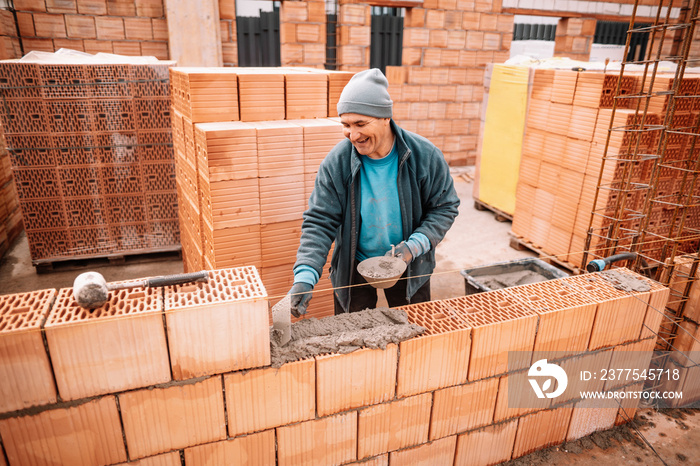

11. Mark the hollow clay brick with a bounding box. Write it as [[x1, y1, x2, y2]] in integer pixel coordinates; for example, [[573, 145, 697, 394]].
[[164, 267, 270, 379], [604, 339, 655, 391], [286, 118, 344, 173], [430, 377, 499, 440], [512, 406, 573, 459], [357, 393, 432, 459], [615, 382, 644, 425], [0, 397, 126, 466], [557, 349, 613, 404], [113, 451, 182, 466], [388, 435, 457, 466], [237, 69, 285, 122], [285, 70, 328, 119], [657, 358, 700, 408], [396, 301, 471, 397], [119, 376, 226, 459], [0, 289, 57, 413], [224, 358, 315, 436], [493, 372, 552, 422], [254, 120, 304, 177], [194, 121, 258, 181], [258, 174, 306, 224], [183, 429, 275, 465], [506, 279, 597, 360], [346, 454, 389, 465], [566, 397, 618, 442], [561, 272, 650, 350], [453, 291, 538, 380], [454, 419, 518, 466], [45, 284, 169, 401], [617, 269, 670, 340], [277, 411, 357, 466], [316, 344, 397, 417], [169, 68, 239, 123]]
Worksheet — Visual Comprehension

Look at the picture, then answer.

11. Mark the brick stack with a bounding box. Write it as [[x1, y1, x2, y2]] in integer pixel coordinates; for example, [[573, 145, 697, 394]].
[[0, 267, 676, 465], [0, 125, 22, 258], [170, 66, 352, 319], [12, 0, 169, 59], [279, 0, 326, 67], [0, 59, 179, 265], [511, 68, 700, 270]]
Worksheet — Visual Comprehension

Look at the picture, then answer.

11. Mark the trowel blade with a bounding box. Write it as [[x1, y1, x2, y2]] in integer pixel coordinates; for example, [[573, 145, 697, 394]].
[[271, 294, 292, 346]]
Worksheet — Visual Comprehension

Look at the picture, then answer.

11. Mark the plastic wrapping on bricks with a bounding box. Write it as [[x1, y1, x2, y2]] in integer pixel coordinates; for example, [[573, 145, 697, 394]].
[[95, 132, 138, 164], [20, 199, 67, 231], [25, 228, 72, 260], [101, 163, 143, 195], [137, 130, 173, 162], [64, 197, 109, 227], [145, 192, 178, 221], [110, 222, 149, 251], [0, 62, 41, 99], [1, 99, 47, 134], [93, 99, 135, 132], [46, 100, 94, 134], [142, 161, 176, 192], [71, 224, 116, 256], [89, 64, 131, 99], [13, 167, 61, 200], [105, 194, 147, 224], [38, 64, 92, 100], [134, 97, 171, 130], [6, 133, 55, 167], [51, 133, 101, 165], [148, 220, 180, 248], [58, 165, 102, 198]]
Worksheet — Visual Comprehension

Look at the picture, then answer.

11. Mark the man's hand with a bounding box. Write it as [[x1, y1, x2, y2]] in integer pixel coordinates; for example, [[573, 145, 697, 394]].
[[289, 282, 313, 318], [385, 242, 413, 265]]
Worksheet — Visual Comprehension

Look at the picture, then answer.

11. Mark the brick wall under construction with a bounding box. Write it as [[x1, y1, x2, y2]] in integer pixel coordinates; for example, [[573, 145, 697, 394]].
[[511, 68, 700, 271], [0, 59, 179, 265], [1, 265, 688, 466], [170, 66, 354, 320]]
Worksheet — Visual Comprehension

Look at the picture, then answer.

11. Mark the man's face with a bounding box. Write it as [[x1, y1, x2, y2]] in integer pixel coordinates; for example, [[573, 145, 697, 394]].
[[340, 113, 392, 159]]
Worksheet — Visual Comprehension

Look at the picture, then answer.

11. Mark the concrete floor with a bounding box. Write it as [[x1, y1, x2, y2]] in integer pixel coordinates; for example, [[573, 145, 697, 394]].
[[0, 168, 696, 465]]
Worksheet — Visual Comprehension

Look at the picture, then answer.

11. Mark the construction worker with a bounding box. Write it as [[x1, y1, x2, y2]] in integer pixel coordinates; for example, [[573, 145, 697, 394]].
[[288, 68, 460, 316]]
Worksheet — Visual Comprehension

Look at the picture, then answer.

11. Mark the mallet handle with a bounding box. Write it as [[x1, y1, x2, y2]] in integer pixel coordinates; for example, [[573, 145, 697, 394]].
[[145, 271, 209, 288]]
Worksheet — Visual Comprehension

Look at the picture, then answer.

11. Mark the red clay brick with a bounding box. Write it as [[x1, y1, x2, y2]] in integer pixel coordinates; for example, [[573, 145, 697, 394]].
[[512, 406, 573, 459], [95, 16, 124, 40], [237, 69, 285, 121], [493, 372, 552, 422], [258, 174, 306, 224], [0, 397, 126, 466], [65, 14, 96, 38], [566, 398, 618, 442], [454, 419, 518, 465], [389, 435, 457, 465], [225, 359, 315, 436], [254, 120, 304, 177], [113, 451, 181, 466], [430, 377, 499, 440], [119, 376, 226, 459], [557, 350, 613, 404], [396, 301, 471, 397], [316, 344, 397, 417], [277, 411, 358, 466], [604, 339, 655, 392], [44, 284, 169, 401], [33, 13, 67, 37], [77, 0, 107, 15], [0, 289, 57, 413], [164, 267, 270, 379], [358, 393, 432, 458], [184, 430, 275, 465]]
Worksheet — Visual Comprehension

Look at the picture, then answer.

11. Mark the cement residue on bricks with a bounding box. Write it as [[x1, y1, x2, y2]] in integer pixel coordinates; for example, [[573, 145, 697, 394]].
[[269, 307, 426, 368]]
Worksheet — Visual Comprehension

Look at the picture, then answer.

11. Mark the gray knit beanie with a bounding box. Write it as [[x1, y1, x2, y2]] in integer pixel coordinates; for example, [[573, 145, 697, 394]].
[[337, 68, 393, 118]]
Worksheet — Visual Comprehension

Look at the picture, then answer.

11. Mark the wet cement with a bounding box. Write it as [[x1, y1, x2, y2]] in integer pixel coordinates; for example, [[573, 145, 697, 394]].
[[474, 270, 550, 291], [600, 269, 651, 292], [269, 307, 426, 368]]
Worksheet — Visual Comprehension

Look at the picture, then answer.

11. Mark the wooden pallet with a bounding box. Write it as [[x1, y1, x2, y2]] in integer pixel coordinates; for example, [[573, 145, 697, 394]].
[[473, 198, 512, 222], [33, 246, 182, 274], [508, 233, 584, 275]]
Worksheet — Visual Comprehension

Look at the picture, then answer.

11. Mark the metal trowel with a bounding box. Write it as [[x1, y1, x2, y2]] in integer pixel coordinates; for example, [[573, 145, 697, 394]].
[[271, 294, 292, 346]]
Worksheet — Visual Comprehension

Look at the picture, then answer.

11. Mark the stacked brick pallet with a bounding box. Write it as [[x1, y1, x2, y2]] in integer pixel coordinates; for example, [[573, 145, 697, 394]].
[[512, 68, 700, 270], [0, 59, 179, 266], [170, 66, 353, 319], [0, 129, 22, 258], [0, 266, 676, 465]]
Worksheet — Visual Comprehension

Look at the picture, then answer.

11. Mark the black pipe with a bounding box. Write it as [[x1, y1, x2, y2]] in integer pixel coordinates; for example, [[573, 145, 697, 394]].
[[586, 252, 640, 273]]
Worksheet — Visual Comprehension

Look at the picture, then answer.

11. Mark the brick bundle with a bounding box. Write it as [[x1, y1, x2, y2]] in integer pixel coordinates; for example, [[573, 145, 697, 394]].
[[0, 128, 22, 258], [0, 266, 680, 465], [0, 59, 179, 264], [512, 68, 700, 270], [170, 66, 354, 319]]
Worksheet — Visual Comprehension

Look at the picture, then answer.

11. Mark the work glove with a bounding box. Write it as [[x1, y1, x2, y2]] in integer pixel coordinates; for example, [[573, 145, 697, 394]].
[[385, 242, 413, 265], [289, 282, 313, 318]]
